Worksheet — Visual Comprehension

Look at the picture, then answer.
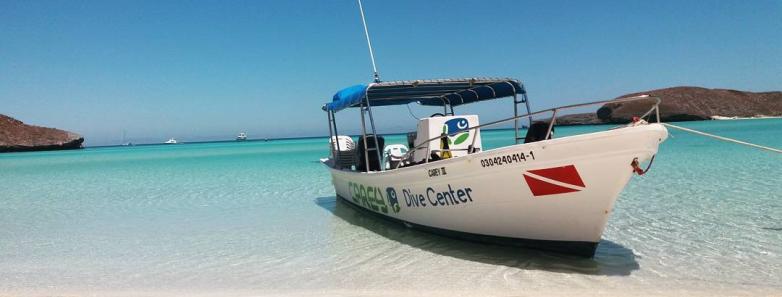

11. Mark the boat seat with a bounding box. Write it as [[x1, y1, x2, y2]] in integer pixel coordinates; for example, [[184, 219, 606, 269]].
[[330, 136, 357, 169], [357, 134, 385, 172], [383, 144, 409, 169], [524, 121, 554, 143]]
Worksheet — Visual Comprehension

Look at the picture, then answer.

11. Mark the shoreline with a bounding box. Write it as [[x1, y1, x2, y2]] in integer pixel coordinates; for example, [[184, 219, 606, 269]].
[[710, 115, 782, 120], [3, 287, 780, 297]]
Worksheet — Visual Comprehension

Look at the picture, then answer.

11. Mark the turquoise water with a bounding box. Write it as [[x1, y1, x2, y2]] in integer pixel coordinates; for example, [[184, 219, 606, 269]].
[[1, 120, 780, 296]]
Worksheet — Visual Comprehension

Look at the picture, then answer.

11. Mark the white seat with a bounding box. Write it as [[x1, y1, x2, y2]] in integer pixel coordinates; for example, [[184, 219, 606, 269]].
[[383, 144, 409, 169], [330, 136, 357, 169]]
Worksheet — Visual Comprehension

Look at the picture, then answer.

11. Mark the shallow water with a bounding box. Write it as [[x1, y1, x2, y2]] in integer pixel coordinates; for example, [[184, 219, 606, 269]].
[[1, 120, 780, 296]]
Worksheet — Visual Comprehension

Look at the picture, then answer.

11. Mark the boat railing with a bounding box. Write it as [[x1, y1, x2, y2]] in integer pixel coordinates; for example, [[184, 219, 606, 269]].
[[396, 95, 661, 169]]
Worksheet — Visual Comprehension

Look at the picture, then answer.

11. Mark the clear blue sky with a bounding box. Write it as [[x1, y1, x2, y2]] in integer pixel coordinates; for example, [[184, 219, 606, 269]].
[[1, 0, 780, 146]]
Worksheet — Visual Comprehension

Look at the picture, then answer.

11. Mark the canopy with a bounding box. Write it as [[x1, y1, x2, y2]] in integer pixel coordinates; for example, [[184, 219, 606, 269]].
[[323, 78, 524, 112]]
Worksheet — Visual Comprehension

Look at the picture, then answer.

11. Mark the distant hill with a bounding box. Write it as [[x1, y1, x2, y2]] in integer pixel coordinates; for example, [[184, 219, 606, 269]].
[[0, 114, 84, 153], [552, 113, 605, 125], [599, 86, 782, 123], [554, 86, 782, 125]]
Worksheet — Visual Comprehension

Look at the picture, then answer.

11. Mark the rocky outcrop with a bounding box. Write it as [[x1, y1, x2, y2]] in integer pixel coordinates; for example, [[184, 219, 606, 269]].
[[0, 114, 84, 153], [597, 87, 782, 123], [552, 113, 603, 125]]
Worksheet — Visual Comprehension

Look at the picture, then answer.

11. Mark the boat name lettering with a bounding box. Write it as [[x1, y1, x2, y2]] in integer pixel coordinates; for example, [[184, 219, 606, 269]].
[[427, 167, 447, 177], [480, 151, 535, 168], [348, 182, 388, 214], [402, 184, 473, 208]]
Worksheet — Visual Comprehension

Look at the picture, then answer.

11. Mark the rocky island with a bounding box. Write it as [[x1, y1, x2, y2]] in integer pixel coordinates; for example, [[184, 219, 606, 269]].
[[554, 86, 782, 125], [0, 114, 84, 153]]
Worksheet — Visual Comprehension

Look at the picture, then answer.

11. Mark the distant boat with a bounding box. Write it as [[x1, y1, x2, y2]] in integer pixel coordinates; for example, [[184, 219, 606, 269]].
[[236, 132, 247, 141], [121, 130, 133, 146], [164, 138, 178, 144]]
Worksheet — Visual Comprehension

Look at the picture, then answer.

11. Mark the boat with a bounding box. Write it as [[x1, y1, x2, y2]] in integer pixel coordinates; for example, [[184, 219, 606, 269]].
[[121, 130, 133, 146], [164, 138, 178, 144], [319, 1, 667, 257], [236, 132, 248, 141], [320, 78, 667, 257]]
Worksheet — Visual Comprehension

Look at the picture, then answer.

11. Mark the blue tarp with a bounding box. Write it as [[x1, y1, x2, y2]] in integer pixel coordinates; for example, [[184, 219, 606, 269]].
[[323, 78, 524, 112], [324, 84, 368, 112]]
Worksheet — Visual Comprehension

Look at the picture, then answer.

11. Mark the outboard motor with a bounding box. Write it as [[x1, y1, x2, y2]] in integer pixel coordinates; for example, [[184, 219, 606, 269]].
[[357, 134, 385, 171], [524, 121, 554, 143]]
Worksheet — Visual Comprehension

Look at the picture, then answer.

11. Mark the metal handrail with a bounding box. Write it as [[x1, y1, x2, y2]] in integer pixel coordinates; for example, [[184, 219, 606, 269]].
[[393, 95, 661, 169]]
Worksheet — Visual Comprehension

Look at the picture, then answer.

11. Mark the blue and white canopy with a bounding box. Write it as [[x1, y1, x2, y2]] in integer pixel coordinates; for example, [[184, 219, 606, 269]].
[[323, 77, 524, 112]]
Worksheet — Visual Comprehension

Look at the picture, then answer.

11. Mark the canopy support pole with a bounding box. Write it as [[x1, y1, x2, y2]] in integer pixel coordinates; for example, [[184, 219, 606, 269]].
[[523, 91, 532, 126], [546, 109, 557, 139], [513, 94, 520, 144], [505, 81, 523, 144], [359, 104, 370, 172], [332, 111, 341, 141], [326, 111, 336, 165], [364, 90, 383, 171], [332, 111, 343, 167], [512, 84, 532, 144], [438, 97, 449, 115]]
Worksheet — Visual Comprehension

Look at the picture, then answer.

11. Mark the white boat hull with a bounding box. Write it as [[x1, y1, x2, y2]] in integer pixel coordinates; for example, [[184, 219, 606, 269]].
[[325, 124, 668, 256]]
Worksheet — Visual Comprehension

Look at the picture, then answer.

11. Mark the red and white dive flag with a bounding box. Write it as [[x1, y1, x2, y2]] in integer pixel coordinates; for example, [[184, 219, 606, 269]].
[[523, 165, 586, 196]]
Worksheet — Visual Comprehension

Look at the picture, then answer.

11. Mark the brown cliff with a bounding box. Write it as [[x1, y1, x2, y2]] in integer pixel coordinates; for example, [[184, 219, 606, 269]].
[[0, 114, 84, 153], [597, 86, 782, 123], [553, 113, 603, 125]]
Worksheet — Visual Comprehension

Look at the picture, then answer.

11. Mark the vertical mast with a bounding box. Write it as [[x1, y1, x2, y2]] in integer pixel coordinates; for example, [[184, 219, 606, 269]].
[[357, 0, 380, 82]]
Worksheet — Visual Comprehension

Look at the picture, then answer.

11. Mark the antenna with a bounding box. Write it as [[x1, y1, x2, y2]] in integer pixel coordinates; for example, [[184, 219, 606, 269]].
[[357, 0, 380, 82]]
